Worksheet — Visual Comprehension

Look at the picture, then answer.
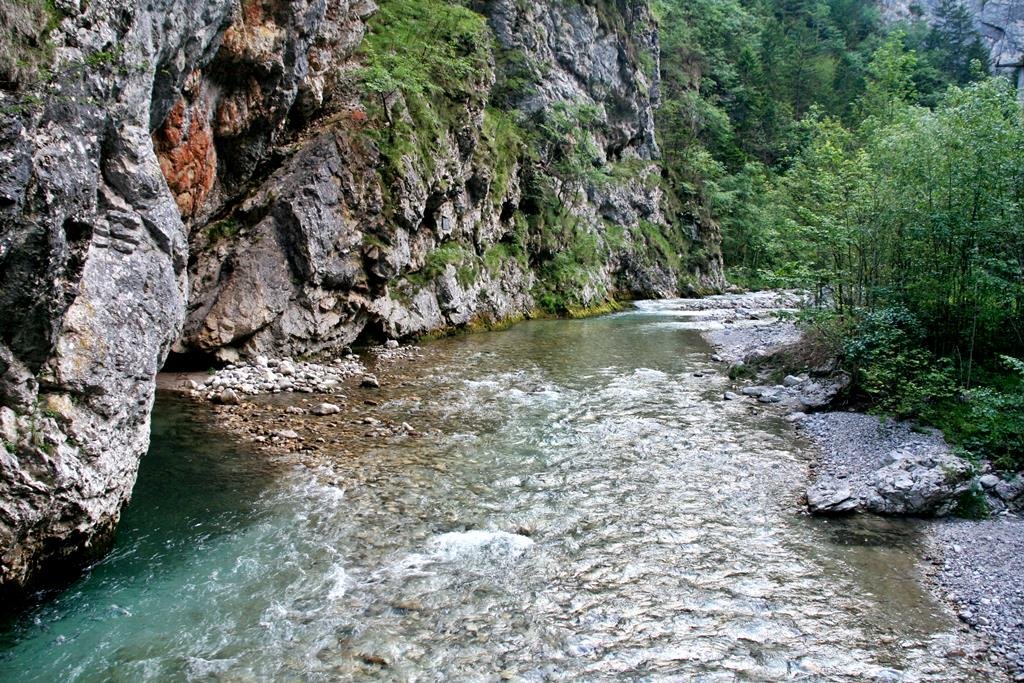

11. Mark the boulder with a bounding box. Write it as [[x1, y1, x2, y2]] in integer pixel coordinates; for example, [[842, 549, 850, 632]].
[[864, 449, 973, 515], [214, 389, 240, 405]]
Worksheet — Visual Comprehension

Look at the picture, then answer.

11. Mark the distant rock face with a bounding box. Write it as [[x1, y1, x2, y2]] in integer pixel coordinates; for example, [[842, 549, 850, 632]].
[[879, 0, 1024, 90], [0, 0, 723, 602]]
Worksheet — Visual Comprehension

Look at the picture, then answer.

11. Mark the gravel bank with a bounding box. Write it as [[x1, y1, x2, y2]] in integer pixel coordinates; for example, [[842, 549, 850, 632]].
[[925, 519, 1024, 680], [801, 412, 947, 481]]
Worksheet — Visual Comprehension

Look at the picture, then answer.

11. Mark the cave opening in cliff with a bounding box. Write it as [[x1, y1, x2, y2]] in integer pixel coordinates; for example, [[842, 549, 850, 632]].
[[161, 348, 225, 373], [352, 318, 390, 350]]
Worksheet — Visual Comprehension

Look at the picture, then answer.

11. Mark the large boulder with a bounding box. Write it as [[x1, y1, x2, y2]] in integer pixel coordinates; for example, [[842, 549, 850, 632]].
[[809, 447, 973, 515]]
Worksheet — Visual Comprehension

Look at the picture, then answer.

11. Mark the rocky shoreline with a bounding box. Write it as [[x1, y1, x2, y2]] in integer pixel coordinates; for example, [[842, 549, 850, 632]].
[[156, 341, 438, 464], [686, 292, 1024, 680]]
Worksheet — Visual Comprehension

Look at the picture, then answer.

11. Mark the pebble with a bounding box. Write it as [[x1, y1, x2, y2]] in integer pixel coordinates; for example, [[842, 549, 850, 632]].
[[360, 375, 381, 389]]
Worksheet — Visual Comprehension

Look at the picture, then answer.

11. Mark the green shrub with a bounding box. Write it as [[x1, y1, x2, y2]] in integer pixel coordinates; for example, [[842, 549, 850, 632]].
[[933, 356, 1024, 471], [843, 307, 957, 417], [952, 485, 989, 520]]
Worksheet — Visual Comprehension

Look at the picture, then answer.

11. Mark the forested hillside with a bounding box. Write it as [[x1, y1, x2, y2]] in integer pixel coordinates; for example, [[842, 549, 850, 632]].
[[654, 0, 1024, 472]]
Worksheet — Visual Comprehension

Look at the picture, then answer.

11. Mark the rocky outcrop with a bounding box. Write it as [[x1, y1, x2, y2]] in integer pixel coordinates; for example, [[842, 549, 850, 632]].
[[803, 413, 975, 516], [0, 0, 723, 603], [880, 0, 1024, 90], [172, 0, 720, 362]]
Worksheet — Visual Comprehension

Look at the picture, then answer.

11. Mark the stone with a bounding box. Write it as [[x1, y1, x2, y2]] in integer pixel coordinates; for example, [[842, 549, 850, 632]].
[[360, 375, 381, 389], [385, 340, 399, 349], [783, 375, 802, 387], [757, 390, 782, 403], [980, 474, 1002, 489], [741, 386, 769, 397], [994, 476, 1024, 504], [310, 402, 342, 416], [278, 361, 296, 377], [273, 430, 300, 440], [215, 389, 240, 405], [723, 391, 741, 401], [807, 485, 860, 514]]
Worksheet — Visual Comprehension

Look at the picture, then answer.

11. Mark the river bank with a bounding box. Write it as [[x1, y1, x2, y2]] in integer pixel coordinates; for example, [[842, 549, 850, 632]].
[[681, 292, 1024, 680]]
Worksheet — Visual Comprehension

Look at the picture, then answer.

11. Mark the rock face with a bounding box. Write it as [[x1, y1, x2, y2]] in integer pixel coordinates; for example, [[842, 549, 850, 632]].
[[0, 0, 236, 605], [880, 0, 1024, 91], [0, 0, 723, 602]]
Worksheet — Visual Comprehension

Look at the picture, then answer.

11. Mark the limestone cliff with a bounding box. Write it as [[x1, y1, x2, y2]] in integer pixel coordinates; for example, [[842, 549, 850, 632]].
[[880, 0, 1024, 90], [0, 0, 722, 602]]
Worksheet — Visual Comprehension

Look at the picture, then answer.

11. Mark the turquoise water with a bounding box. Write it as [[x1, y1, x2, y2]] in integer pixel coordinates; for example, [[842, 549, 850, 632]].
[[0, 305, 993, 680]]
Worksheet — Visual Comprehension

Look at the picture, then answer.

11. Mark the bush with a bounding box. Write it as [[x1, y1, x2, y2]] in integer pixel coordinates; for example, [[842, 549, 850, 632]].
[[933, 356, 1024, 471], [844, 307, 958, 416]]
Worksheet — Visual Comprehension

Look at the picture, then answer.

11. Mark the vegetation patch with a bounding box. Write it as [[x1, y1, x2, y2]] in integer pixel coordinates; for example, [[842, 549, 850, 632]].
[[0, 0, 62, 89]]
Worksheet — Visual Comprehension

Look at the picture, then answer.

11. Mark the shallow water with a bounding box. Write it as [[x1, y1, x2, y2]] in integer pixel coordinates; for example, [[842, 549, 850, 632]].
[[0, 303, 989, 680]]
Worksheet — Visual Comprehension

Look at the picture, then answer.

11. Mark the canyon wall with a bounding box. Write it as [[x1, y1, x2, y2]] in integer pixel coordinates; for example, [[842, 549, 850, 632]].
[[0, 0, 722, 602], [880, 0, 1024, 90]]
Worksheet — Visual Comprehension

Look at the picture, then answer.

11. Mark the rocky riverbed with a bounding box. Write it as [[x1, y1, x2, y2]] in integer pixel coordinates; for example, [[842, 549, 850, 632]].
[[670, 291, 1024, 680], [153, 293, 1024, 679]]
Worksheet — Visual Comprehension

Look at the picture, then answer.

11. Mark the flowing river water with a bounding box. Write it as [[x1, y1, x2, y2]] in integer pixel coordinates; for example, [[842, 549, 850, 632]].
[[0, 302, 995, 680]]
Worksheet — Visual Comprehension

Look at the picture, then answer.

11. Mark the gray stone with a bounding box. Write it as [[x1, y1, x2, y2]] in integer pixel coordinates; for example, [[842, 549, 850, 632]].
[[360, 375, 381, 389], [0, 408, 18, 445], [783, 374, 802, 387], [310, 402, 342, 416], [980, 474, 1002, 489], [385, 340, 399, 349], [723, 391, 741, 401], [215, 389, 240, 405]]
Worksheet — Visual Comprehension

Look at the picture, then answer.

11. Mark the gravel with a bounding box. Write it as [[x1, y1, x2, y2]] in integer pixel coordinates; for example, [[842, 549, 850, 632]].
[[800, 412, 949, 485], [686, 292, 1024, 677], [925, 518, 1024, 679], [703, 321, 802, 364]]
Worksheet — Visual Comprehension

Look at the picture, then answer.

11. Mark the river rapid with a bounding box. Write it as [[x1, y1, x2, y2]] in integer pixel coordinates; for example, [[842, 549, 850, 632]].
[[0, 302, 996, 680]]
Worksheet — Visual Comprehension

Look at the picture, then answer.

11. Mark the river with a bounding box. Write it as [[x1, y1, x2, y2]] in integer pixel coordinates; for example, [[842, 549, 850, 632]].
[[0, 302, 990, 680]]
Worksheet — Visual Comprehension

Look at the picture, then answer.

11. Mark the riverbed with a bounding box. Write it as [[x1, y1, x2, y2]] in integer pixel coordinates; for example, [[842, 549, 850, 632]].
[[0, 303, 998, 680]]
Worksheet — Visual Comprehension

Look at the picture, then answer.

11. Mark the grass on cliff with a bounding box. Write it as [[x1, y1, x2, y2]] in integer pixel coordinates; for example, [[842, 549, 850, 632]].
[[358, 0, 491, 177], [0, 0, 62, 89]]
